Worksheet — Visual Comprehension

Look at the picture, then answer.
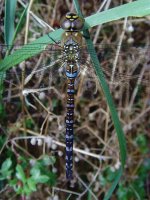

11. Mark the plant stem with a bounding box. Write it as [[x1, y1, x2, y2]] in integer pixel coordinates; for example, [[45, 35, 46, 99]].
[[21, 195, 26, 200]]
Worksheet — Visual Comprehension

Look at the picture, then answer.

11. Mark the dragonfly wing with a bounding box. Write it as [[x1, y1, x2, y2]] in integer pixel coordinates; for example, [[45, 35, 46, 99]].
[[3, 54, 65, 101], [2, 43, 150, 102], [78, 45, 150, 89], [0, 43, 62, 58]]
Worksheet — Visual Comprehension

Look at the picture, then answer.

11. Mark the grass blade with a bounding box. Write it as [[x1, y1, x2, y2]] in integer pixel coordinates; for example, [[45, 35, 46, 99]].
[[0, 29, 63, 72], [83, 23, 126, 200], [74, 0, 126, 199], [1, 0, 17, 115], [4, 0, 17, 46], [85, 0, 150, 28], [104, 168, 123, 200], [13, 4, 29, 44]]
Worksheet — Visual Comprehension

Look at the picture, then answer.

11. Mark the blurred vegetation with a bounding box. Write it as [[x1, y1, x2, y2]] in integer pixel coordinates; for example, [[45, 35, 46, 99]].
[[0, 0, 150, 199]]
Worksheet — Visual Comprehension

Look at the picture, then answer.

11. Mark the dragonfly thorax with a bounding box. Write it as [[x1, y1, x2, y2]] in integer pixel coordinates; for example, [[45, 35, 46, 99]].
[[63, 42, 80, 63]]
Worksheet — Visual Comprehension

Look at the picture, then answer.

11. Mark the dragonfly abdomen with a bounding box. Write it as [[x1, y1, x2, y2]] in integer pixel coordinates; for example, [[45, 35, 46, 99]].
[[63, 37, 81, 179], [61, 12, 84, 180], [65, 78, 76, 179]]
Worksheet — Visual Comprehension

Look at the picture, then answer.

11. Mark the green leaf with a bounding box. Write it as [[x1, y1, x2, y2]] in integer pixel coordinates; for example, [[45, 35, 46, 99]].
[[9, 178, 18, 186], [18, 156, 28, 168], [106, 168, 118, 182], [25, 118, 34, 129], [27, 178, 36, 192], [14, 184, 22, 194], [4, 0, 17, 46], [30, 167, 40, 178], [135, 134, 148, 153], [117, 183, 129, 200], [1, 158, 12, 172], [0, 177, 5, 181], [16, 164, 26, 183], [34, 175, 49, 183], [23, 183, 31, 196], [142, 158, 150, 171], [2, 170, 12, 179], [99, 174, 107, 186], [42, 155, 56, 166], [46, 172, 57, 186], [0, 158, 12, 180], [131, 181, 145, 199]]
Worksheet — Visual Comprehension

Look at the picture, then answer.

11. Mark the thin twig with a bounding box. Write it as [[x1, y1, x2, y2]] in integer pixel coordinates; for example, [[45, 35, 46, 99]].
[[76, 164, 101, 199], [93, 0, 112, 45], [18, 0, 54, 31], [129, 63, 150, 109], [6, 134, 112, 161], [53, 187, 80, 196], [24, 0, 34, 44], [76, 174, 98, 200], [111, 17, 128, 83]]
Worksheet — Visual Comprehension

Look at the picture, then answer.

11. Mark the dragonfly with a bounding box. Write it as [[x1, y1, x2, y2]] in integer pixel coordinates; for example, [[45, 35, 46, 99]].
[[0, 12, 150, 180]]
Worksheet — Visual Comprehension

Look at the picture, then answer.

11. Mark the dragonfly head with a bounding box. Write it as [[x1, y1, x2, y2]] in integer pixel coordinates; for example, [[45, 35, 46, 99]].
[[66, 12, 78, 21], [61, 12, 84, 32]]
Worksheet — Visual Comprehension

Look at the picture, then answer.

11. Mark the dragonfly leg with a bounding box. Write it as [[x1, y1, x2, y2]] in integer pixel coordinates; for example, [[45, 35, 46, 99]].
[[76, 62, 80, 75]]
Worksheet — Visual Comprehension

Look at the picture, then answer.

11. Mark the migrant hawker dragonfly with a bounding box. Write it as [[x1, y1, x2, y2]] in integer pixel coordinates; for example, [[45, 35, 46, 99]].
[[0, 12, 150, 180]]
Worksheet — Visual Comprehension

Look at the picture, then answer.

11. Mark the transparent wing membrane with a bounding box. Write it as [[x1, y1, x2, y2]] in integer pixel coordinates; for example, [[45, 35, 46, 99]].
[[1, 42, 150, 103], [1, 43, 150, 57]]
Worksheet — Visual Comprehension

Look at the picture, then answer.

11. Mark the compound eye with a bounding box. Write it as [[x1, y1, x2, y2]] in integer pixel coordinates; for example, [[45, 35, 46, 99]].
[[61, 20, 71, 30], [74, 18, 84, 30]]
